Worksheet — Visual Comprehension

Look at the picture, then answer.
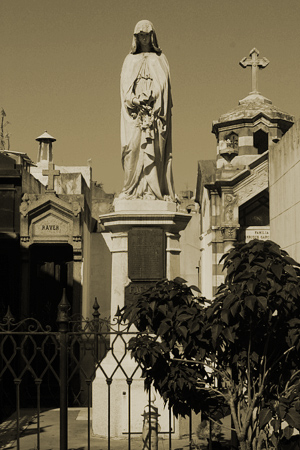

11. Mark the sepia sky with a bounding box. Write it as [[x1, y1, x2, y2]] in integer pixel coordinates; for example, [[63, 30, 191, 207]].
[[2, 0, 300, 195]]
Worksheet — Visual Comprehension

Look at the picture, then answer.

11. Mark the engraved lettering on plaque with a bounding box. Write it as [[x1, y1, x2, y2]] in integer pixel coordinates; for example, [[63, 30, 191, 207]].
[[125, 281, 156, 306], [128, 228, 165, 280], [34, 215, 70, 236]]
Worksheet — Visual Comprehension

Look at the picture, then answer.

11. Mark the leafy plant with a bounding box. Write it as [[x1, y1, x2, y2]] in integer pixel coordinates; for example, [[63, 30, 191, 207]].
[[206, 240, 300, 450], [122, 277, 217, 417], [121, 240, 300, 450]]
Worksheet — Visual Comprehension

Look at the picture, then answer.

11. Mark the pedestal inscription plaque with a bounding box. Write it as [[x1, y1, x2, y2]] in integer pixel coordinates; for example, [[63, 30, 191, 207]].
[[128, 227, 165, 280], [125, 281, 156, 307]]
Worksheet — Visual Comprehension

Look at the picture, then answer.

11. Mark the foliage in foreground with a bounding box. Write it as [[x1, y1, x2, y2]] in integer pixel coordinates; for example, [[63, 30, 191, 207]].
[[122, 277, 226, 418], [121, 240, 300, 450]]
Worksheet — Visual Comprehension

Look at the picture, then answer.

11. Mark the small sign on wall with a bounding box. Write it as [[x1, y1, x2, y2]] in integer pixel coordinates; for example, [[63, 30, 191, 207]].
[[245, 227, 270, 243]]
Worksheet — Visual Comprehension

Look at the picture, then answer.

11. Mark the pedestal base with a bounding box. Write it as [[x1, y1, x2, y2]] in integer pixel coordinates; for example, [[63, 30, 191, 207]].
[[92, 352, 178, 438], [92, 200, 191, 439]]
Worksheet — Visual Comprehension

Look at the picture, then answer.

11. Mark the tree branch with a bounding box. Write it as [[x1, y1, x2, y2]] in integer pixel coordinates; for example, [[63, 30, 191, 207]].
[[171, 357, 232, 383]]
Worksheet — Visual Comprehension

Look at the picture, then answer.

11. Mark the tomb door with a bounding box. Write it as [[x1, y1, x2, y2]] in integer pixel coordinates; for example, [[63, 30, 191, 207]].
[[24, 244, 74, 407], [29, 243, 74, 328]]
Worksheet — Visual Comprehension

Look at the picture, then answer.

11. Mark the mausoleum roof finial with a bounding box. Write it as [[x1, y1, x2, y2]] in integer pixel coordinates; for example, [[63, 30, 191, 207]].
[[239, 48, 269, 94], [212, 48, 294, 145], [36, 130, 56, 165], [36, 130, 56, 142]]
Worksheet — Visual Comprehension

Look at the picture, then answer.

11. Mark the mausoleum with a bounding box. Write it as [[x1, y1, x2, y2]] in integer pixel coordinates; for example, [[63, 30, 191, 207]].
[[195, 48, 294, 298], [0, 131, 113, 325]]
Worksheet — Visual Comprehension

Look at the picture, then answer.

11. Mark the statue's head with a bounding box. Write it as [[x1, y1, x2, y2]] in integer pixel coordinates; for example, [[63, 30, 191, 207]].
[[131, 20, 161, 55]]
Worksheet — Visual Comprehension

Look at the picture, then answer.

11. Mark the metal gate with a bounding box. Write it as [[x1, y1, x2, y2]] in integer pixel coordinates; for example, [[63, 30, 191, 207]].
[[0, 291, 193, 450]]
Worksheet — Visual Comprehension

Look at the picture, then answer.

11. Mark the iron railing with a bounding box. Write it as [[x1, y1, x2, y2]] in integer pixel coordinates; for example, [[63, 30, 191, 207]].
[[0, 291, 194, 450]]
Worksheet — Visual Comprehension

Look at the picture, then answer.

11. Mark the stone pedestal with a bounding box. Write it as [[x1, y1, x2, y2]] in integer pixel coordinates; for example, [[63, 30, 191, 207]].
[[92, 200, 191, 438]]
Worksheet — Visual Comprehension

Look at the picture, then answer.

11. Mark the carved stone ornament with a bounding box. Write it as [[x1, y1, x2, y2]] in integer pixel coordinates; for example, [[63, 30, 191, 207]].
[[221, 226, 237, 240], [73, 249, 83, 261], [73, 235, 82, 242], [20, 194, 30, 217], [20, 235, 30, 243], [72, 202, 81, 217], [224, 193, 237, 224]]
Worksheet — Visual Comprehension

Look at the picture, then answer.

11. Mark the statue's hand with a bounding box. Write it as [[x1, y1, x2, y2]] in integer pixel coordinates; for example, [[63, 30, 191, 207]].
[[132, 97, 141, 108], [132, 97, 151, 112], [141, 105, 151, 112]]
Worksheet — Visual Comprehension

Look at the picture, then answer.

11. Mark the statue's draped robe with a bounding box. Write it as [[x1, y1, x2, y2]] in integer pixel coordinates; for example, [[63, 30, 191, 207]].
[[120, 52, 175, 200]]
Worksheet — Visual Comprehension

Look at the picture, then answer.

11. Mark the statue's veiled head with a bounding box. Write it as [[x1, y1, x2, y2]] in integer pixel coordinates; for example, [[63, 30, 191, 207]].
[[131, 20, 161, 55]]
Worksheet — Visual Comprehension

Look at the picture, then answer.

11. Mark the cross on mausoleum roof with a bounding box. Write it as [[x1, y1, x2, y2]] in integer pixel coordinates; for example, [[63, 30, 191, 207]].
[[42, 162, 60, 191], [239, 48, 269, 94]]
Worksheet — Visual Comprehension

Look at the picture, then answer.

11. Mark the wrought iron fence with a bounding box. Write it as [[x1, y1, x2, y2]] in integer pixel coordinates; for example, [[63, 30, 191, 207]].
[[0, 291, 193, 450]]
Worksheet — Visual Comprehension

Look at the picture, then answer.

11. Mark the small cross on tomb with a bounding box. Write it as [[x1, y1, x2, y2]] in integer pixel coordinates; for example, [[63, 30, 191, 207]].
[[42, 162, 60, 191], [239, 48, 269, 94]]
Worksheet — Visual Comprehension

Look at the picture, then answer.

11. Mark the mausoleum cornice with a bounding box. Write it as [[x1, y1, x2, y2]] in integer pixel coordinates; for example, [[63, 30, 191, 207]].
[[99, 211, 191, 234], [248, 150, 268, 169], [204, 168, 250, 192], [204, 152, 269, 200], [212, 111, 294, 137]]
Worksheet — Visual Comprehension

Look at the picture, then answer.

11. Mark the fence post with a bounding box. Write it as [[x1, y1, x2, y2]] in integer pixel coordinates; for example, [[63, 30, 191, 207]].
[[93, 297, 100, 360], [57, 288, 70, 450]]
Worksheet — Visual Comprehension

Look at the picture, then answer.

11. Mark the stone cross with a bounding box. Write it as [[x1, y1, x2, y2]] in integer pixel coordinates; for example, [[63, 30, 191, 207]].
[[239, 48, 269, 93], [42, 162, 60, 191]]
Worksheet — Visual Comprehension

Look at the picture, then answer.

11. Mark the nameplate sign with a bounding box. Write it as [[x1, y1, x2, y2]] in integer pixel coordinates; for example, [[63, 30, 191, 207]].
[[128, 227, 165, 280], [33, 215, 70, 237], [41, 224, 60, 231], [245, 227, 270, 243]]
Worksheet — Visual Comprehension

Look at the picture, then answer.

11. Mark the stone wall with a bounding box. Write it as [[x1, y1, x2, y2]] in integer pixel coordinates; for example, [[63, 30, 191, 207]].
[[180, 213, 200, 287], [22, 169, 46, 195], [85, 232, 112, 320], [269, 119, 300, 261]]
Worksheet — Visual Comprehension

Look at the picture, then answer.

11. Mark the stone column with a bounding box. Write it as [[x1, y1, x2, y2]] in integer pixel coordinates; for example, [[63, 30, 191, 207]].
[[110, 232, 128, 318], [166, 232, 181, 279], [72, 258, 82, 315], [20, 244, 30, 319], [221, 191, 239, 253], [222, 226, 238, 253]]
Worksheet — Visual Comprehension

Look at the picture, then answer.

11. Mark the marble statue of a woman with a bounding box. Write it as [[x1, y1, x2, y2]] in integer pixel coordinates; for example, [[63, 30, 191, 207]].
[[119, 20, 175, 201]]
